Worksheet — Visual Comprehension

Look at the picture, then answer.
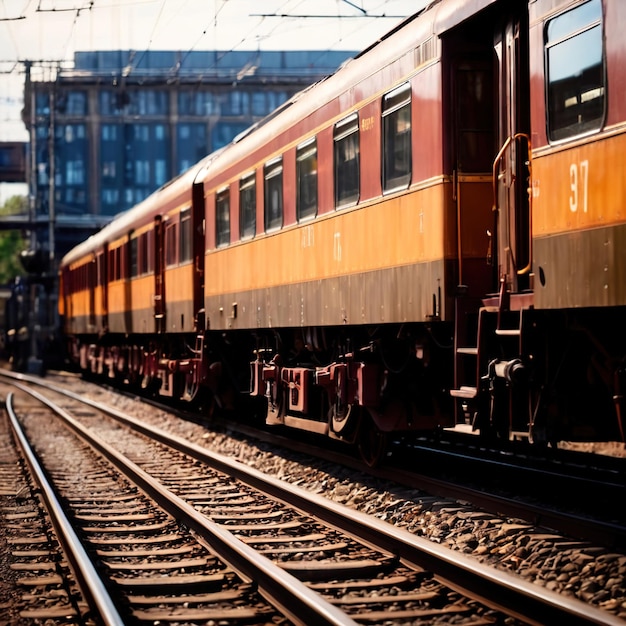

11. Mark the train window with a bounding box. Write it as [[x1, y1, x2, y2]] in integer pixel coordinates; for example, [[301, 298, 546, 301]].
[[239, 173, 257, 239], [455, 65, 494, 172], [146, 230, 154, 273], [137, 233, 147, 275], [216, 188, 231, 247], [334, 113, 360, 208], [180, 208, 192, 263], [545, 0, 604, 142], [382, 82, 412, 192], [120, 244, 128, 280], [165, 222, 178, 267], [96, 253, 104, 286], [264, 157, 283, 231], [113, 247, 122, 281], [130, 237, 139, 278], [296, 138, 318, 221]]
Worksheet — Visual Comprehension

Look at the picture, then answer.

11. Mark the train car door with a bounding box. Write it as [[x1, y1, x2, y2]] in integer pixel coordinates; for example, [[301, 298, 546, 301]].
[[124, 233, 133, 334], [493, 11, 531, 293], [443, 1, 530, 298], [100, 244, 108, 331], [153, 215, 165, 333], [445, 37, 496, 298], [88, 255, 96, 329], [191, 180, 205, 322]]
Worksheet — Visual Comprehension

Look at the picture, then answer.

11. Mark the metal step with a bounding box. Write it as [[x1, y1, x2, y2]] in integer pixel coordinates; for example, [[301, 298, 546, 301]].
[[456, 347, 478, 355], [449, 385, 477, 399]]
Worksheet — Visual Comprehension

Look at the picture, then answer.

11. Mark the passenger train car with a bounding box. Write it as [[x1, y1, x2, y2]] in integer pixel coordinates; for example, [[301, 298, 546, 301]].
[[59, 0, 625, 464]]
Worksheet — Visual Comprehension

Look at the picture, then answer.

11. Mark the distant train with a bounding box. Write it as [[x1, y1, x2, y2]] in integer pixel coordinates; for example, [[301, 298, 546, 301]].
[[4, 275, 59, 374], [59, 0, 625, 464]]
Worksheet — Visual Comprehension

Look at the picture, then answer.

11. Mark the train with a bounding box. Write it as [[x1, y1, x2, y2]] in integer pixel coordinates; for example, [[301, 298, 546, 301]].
[[3, 275, 60, 374], [58, 0, 626, 465]]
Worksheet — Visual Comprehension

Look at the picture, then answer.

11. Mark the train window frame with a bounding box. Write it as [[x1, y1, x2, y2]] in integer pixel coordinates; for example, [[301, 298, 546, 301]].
[[111, 248, 118, 281], [239, 172, 257, 240], [130, 235, 139, 278], [296, 138, 318, 222], [113, 246, 124, 281], [264, 157, 283, 232], [165, 221, 178, 267], [334, 113, 360, 209], [96, 252, 104, 286], [179, 208, 192, 264], [121, 243, 128, 280], [148, 230, 155, 273], [216, 187, 231, 248], [138, 232, 148, 275], [545, 0, 605, 143], [382, 82, 412, 193]]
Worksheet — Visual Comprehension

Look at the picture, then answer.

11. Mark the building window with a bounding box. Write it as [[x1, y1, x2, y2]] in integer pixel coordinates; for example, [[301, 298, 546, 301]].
[[155, 159, 167, 186], [545, 0, 604, 142], [212, 122, 248, 151], [177, 123, 208, 173], [252, 92, 267, 116], [228, 90, 250, 116], [382, 82, 411, 192], [64, 91, 87, 116], [36, 93, 50, 115], [127, 90, 168, 116], [216, 188, 230, 247], [102, 124, 118, 141], [51, 123, 88, 209], [239, 173, 256, 240], [179, 208, 192, 263], [334, 113, 360, 208], [100, 90, 128, 115], [296, 138, 317, 221], [102, 189, 119, 206], [66, 160, 85, 185], [178, 90, 214, 116], [135, 160, 150, 185], [264, 158, 283, 232]]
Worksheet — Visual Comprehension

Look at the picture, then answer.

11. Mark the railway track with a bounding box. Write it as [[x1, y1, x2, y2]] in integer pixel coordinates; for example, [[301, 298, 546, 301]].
[[1, 372, 623, 624], [0, 401, 103, 623]]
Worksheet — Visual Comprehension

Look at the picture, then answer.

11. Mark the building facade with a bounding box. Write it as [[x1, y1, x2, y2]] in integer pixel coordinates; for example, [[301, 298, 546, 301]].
[[24, 49, 355, 258]]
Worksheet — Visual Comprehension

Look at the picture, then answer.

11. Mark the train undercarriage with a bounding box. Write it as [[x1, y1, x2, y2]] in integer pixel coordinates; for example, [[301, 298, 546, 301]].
[[67, 301, 626, 466]]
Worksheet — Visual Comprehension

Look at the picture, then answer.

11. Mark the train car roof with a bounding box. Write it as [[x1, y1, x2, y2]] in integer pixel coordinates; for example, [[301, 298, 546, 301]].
[[59, 151, 220, 267], [196, 0, 500, 186]]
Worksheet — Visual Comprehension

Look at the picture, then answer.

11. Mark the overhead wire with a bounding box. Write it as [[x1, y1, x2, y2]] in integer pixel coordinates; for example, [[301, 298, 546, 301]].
[[130, 0, 167, 73]]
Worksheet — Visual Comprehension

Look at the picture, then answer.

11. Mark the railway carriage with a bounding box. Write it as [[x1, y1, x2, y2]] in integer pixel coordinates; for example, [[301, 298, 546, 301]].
[[59, 0, 626, 464], [60, 156, 211, 388]]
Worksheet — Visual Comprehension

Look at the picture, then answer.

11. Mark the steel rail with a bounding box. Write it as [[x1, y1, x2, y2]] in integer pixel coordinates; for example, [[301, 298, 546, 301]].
[[18, 367, 626, 548], [5, 392, 125, 626], [5, 373, 623, 626], [8, 380, 358, 626]]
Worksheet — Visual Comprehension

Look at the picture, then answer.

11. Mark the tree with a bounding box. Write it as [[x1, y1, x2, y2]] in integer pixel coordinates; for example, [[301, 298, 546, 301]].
[[0, 195, 28, 284]]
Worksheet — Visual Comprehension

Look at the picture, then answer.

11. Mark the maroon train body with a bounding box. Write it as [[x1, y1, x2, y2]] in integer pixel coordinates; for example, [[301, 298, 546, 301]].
[[60, 0, 626, 464]]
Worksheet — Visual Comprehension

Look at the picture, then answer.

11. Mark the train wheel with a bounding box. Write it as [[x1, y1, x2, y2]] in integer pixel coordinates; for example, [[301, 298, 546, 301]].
[[330, 402, 359, 442], [357, 412, 388, 467], [183, 374, 200, 403], [265, 381, 285, 425], [331, 401, 352, 432]]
